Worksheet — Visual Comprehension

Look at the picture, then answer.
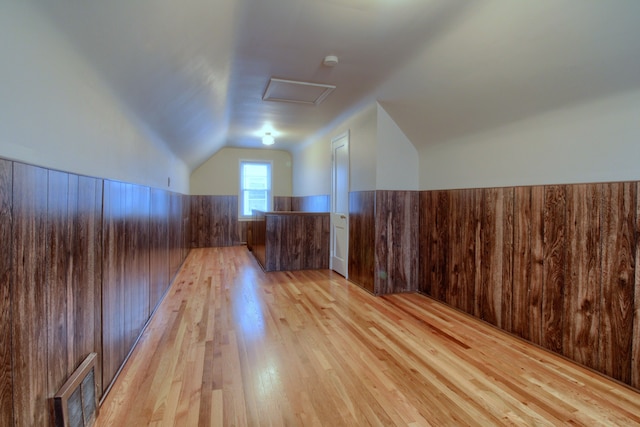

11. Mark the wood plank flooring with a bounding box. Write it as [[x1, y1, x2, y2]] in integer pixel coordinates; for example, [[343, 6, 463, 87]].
[[96, 247, 640, 426]]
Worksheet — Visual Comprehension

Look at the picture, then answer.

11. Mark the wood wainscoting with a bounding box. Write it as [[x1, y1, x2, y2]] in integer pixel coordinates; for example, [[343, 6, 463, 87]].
[[419, 182, 640, 390], [348, 190, 419, 295], [251, 210, 330, 272], [190, 195, 242, 247], [0, 159, 13, 426], [0, 158, 190, 426], [348, 191, 375, 293]]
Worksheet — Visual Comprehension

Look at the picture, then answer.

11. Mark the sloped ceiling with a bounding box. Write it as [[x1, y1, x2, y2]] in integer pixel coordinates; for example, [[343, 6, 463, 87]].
[[35, 0, 640, 170]]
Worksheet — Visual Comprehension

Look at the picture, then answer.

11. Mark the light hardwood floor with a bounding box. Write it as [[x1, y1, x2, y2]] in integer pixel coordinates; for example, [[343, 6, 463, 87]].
[[96, 247, 640, 426]]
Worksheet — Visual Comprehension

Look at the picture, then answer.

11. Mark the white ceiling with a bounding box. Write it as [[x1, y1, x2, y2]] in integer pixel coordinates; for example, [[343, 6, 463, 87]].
[[35, 0, 640, 170]]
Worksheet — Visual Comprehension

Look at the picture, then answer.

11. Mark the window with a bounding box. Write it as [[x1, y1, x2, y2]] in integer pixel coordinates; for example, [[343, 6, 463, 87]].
[[240, 160, 272, 218]]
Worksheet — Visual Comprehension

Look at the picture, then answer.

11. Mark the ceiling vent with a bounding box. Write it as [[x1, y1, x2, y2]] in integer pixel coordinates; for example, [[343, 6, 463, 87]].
[[263, 78, 336, 106]]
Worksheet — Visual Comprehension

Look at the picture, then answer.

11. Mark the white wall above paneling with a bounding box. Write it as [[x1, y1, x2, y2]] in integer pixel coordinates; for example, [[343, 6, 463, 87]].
[[0, 2, 190, 192], [419, 89, 640, 190], [376, 104, 418, 191]]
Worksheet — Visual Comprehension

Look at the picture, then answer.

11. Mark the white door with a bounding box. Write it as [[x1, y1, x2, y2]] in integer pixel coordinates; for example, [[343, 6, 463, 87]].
[[331, 131, 349, 277]]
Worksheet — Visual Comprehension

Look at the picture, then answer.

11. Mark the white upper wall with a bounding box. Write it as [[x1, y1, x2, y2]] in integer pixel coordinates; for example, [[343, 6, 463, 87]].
[[292, 137, 332, 197], [420, 89, 640, 190], [0, 2, 190, 193], [376, 105, 419, 191], [293, 103, 377, 196], [348, 105, 378, 192], [190, 147, 292, 196]]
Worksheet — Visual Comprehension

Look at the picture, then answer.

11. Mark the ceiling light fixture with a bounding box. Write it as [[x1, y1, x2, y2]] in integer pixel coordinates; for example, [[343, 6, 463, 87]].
[[323, 55, 339, 67], [262, 132, 275, 146]]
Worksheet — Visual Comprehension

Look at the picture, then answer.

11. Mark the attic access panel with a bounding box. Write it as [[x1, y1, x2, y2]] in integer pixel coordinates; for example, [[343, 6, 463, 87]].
[[263, 78, 336, 105]]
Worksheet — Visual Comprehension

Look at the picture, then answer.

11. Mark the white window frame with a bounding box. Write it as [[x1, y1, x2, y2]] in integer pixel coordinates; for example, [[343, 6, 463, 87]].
[[239, 159, 273, 219]]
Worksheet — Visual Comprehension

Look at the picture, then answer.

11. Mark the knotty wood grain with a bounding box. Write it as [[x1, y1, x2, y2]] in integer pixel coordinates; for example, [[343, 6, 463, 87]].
[[0, 159, 13, 426], [599, 182, 636, 384], [444, 190, 478, 314], [12, 162, 49, 426], [511, 186, 547, 343], [512, 186, 532, 339], [563, 184, 601, 369], [480, 187, 514, 330], [420, 182, 640, 391], [529, 185, 546, 346], [348, 191, 375, 293], [375, 191, 419, 295], [96, 247, 640, 426], [542, 185, 567, 354]]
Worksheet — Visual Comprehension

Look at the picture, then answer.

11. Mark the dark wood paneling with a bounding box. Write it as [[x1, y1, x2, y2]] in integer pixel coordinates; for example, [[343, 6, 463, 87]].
[[47, 170, 71, 404], [73, 175, 103, 395], [348, 191, 375, 293], [102, 181, 155, 393], [432, 191, 450, 302], [169, 192, 185, 278], [292, 195, 330, 212], [512, 186, 532, 340], [480, 188, 514, 329], [273, 196, 291, 212], [190, 195, 240, 247], [542, 185, 566, 354], [102, 180, 126, 390], [375, 191, 419, 295], [2, 157, 187, 424], [529, 186, 546, 346], [512, 186, 545, 346], [512, 186, 545, 344], [128, 184, 150, 349], [181, 194, 191, 263], [563, 184, 601, 369], [418, 191, 432, 296], [251, 211, 266, 267], [419, 181, 640, 391], [599, 182, 636, 384], [450, 189, 479, 315], [0, 159, 13, 426], [253, 212, 329, 271], [12, 162, 49, 426], [238, 220, 248, 244], [46, 171, 104, 402], [150, 188, 170, 312], [634, 182, 640, 389]]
